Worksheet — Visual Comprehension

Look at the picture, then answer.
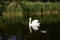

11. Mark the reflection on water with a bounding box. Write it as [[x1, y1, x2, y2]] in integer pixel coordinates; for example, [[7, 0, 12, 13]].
[[0, 36, 2, 40], [0, 35, 26, 40], [0, 36, 16, 40], [8, 35, 16, 40]]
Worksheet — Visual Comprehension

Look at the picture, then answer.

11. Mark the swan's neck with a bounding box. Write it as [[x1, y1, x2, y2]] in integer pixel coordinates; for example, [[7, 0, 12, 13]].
[[29, 18, 32, 33], [29, 18, 31, 24]]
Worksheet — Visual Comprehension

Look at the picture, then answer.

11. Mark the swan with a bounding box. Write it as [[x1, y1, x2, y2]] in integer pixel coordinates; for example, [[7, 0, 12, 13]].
[[29, 17, 40, 33]]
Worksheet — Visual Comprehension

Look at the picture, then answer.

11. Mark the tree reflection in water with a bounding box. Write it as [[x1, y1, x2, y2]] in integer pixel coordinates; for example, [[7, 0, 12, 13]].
[[8, 35, 16, 40], [0, 35, 27, 40]]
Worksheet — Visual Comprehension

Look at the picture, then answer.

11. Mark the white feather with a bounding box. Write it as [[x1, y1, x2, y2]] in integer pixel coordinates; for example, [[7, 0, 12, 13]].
[[29, 17, 40, 33]]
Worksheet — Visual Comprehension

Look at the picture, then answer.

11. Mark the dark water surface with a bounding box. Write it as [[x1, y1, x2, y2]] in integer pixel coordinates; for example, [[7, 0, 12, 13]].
[[0, 36, 16, 40], [8, 36, 16, 40]]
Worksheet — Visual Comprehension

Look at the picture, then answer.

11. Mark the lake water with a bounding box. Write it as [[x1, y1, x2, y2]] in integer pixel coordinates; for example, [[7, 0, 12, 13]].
[[8, 36, 16, 40], [0, 36, 16, 40], [0, 36, 2, 40], [0, 35, 26, 40]]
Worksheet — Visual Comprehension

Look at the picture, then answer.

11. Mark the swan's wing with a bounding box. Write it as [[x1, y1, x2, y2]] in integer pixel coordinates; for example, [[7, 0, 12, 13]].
[[32, 20, 38, 24], [31, 23, 40, 26], [37, 23, 40, 27], [31, 25, 39, 30]]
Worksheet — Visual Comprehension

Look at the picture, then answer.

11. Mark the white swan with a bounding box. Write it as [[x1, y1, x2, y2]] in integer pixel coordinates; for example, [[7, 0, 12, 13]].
[[29, 17, 40, 33]]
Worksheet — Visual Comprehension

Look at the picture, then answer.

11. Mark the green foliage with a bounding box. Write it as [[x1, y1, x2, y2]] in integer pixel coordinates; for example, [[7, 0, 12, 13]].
[[22, 2, 60, 11]]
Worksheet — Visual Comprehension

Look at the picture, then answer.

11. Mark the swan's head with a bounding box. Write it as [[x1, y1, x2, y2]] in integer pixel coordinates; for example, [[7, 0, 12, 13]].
[[29, 17, 31, 21]]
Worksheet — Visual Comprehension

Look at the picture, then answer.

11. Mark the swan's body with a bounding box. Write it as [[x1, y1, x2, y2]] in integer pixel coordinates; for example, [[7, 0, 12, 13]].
[[29, 17, 48, 33], [29, 17, 40, 33]]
